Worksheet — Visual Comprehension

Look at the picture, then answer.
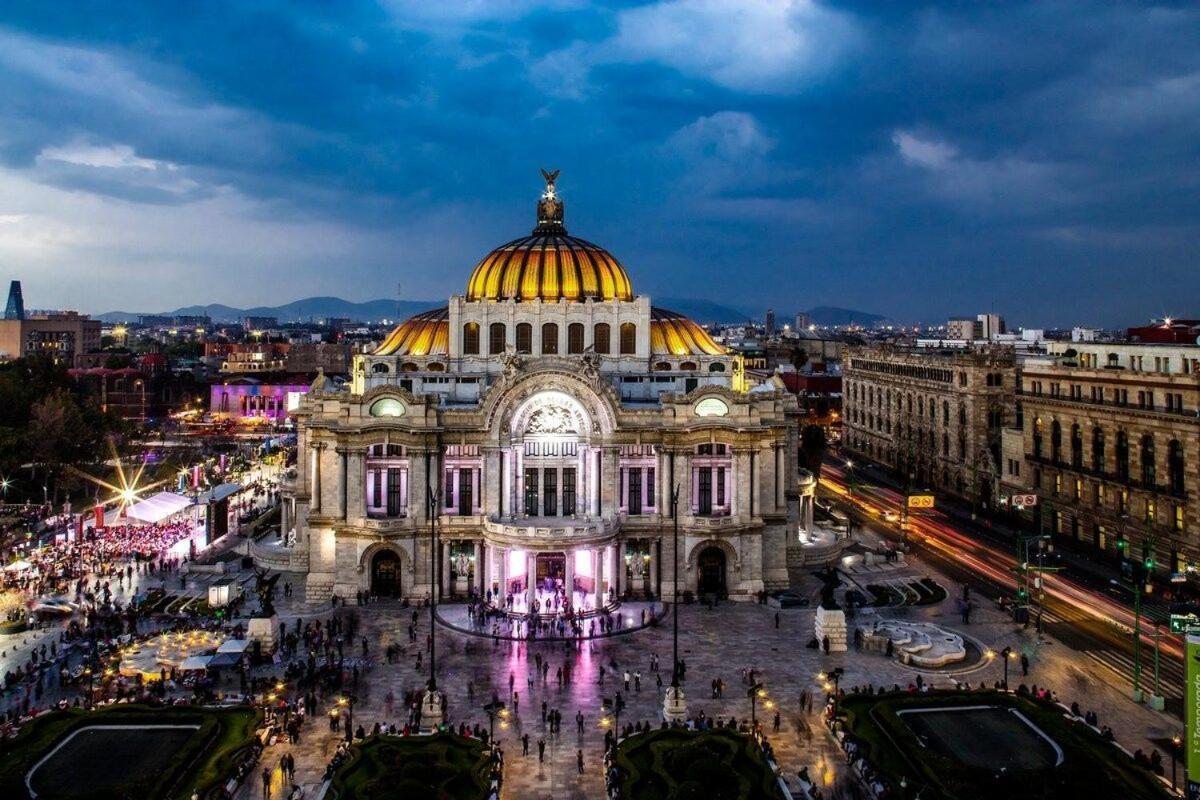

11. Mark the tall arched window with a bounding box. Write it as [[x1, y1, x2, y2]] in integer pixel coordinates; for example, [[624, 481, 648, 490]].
[[462, 322, 480, 355], [1070, 424, 1082, 468], [619, 322, 636, 354], [1116, 431, 1130, 481], [488, 322, 506, 355], [515, 323, 532, 354], [1092, 427, 1105, 473], [594, 323, 611, 354], [1050, 420, 1062, 463], [1141, 434, 1156, 486], [541, 322, 559, 354], [1169, 440, 1185, 495], [567, 323, 584, 354]]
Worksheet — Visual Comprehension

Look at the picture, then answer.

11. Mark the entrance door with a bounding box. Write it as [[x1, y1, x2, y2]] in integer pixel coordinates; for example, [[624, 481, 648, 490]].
[[697, 546, 727, 599], [371, 550, 401, 597], [536, 552, 565, 593]]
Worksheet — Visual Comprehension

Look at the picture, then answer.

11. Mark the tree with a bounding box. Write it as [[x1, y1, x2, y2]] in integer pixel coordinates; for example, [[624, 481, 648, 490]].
[[799, 424, 828, 478]]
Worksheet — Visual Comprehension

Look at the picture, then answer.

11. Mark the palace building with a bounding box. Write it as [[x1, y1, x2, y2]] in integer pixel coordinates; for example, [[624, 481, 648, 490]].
[[276, 173, 812, 612]]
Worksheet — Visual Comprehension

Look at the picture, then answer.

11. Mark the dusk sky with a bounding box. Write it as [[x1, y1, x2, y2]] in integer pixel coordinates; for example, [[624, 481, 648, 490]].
[[0, 1, 1196, 326]]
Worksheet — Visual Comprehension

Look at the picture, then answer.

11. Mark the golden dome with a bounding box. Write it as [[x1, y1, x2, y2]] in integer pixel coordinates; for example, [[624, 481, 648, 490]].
[[465, 171, 634, 303], [650, 308, 728, 356], [373, 307, 448, 356]]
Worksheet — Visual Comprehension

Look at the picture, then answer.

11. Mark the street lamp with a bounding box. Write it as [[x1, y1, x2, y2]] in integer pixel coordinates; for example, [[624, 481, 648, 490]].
[[1170, 734, 1182, 789], [748, 683, 766, 727], [1000, 646, 1013, 689], [483, 700, 505, 744]]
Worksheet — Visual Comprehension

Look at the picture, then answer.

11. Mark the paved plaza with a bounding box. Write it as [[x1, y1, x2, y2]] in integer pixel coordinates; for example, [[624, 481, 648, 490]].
[[234, 539, 1182, 800]]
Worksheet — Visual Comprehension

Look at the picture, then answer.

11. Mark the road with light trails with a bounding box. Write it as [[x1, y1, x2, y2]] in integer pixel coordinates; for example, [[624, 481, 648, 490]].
[[818, 460, 1185, 715]]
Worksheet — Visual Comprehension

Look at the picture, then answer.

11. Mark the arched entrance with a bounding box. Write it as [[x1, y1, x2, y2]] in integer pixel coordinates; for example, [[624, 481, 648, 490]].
[[371, 550, 401, 597], [697, 546, 727, 600]]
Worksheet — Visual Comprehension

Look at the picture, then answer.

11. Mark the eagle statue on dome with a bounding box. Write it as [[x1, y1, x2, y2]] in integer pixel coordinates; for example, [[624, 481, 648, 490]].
[[536, 168, 565, 231]]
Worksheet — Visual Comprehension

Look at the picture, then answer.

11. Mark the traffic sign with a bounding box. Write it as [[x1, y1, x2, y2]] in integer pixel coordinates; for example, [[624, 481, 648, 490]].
[[1011, 494, 1038, 508], [1170, 613, 1200, 633], [907, 494, 935, 509]]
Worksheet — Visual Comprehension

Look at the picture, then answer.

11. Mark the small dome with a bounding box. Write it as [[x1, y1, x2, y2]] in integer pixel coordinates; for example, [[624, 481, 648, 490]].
[[373, 307, 448, 356], [650, 308, 727, 356], [464, 171, 634, 303]]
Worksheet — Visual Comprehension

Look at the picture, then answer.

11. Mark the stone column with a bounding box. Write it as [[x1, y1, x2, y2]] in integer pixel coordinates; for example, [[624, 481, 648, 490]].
[[281, 500, 291, 541], [564, 547, 575, 607], [441, 541, 452, 599], [346, 448, 366, 523], [601, 447, 619, 517], [609, 544, 618, 602], [475, 541, 484, 596], [591, 548, 600, 609], [525, 550, 536, 612], [311, 443, 323, 513], [498, 548, 508, 602], [335, 448, 348, 520], [407, 448, 426, 522], [734, 448, 752, 520]]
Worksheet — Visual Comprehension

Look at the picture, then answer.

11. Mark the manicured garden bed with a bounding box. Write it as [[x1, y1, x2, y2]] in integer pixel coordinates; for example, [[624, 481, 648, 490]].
[[838, 690, 1170, 800], [329, 734, 496, 800], [611, 727, 785, 800], [0, 703, 259, 800]]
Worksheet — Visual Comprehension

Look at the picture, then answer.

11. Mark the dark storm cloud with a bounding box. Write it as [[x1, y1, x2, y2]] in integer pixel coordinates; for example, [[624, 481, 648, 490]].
[[0, 1, 1194, 325]]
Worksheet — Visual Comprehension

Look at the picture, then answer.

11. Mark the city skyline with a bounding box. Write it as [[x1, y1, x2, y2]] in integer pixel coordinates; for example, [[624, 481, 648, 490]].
[[0, 2, 1196, 325]]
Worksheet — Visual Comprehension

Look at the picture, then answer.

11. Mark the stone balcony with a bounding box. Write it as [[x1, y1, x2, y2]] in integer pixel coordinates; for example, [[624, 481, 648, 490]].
[[482, 514, 620, 549]]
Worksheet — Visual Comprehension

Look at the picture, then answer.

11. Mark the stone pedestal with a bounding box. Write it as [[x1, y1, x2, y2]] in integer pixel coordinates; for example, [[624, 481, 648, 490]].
[[814, 606, 848, 653], [420, 688, 446, 733], [247, 615, 279, 655], [663, 684, 688, 724]]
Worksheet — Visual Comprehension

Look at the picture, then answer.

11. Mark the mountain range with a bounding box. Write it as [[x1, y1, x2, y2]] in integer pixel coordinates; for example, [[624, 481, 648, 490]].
[[97, 296, 887, 327]]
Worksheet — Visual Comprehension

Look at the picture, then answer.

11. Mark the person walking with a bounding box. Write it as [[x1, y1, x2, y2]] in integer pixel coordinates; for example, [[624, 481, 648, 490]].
[[538, 738, 546, 762], [261, 767, 272, 799], [576, 709, 585, 733], [1021, 653, 1030, 677], [577, 749, 584, 774], [522, 733, 530, 755]]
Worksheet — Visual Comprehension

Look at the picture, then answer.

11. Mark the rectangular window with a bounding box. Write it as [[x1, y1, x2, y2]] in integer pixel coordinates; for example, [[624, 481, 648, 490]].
[[698, 467, 713, 515], [458, 468, 473, 516], [717, 466, 726, 507], [1176, 505, 1185, 532], [562, 468, 576, 516], [386, 468, 404, 517], [629, 467, 643, 515], [524, 467, 538, 516], [372, 470, 383, 509], [444, 469, 455, 510], [647, 467, 656, 507], [543, 468, 557, 517]]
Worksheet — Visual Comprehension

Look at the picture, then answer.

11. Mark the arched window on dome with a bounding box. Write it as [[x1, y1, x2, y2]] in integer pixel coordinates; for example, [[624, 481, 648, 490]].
[[708, 363, 725, 372], [541, 323, 559, 355], [371, 362, 390, 374], [462, 322, 480, 355], [594, 323, 611, 354], [488, 323, 506, 355], [567, 323, 584, 354], [654, 361, 671, 371], [680, 361, 698, 371], [619, 322, 636, 355], [516, 323, 532, 354]]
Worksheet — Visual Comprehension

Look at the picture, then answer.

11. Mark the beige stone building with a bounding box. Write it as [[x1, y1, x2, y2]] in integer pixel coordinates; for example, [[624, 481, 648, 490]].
[[843, 344, 1016, 506], [1007, 341, 1200, 576], [271, 175, 816, 609]]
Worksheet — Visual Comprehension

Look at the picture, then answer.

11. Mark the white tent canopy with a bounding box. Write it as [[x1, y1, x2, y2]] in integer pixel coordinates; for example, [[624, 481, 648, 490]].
[[179, 655, 214, 671], [126, 491, 193, 524], [217, 639, 250, 654]]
